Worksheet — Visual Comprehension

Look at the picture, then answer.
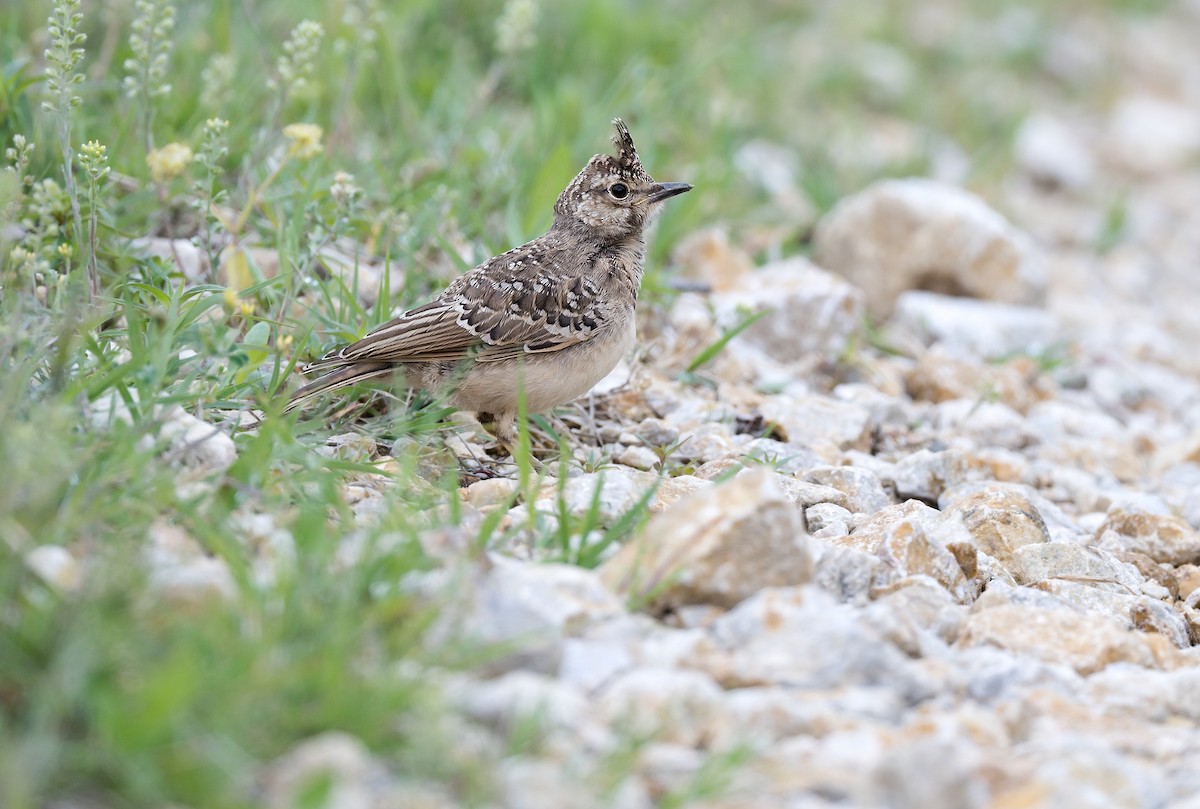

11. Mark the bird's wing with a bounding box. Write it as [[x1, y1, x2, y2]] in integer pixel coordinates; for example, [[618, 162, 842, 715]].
[[304, 240, 606, 372]]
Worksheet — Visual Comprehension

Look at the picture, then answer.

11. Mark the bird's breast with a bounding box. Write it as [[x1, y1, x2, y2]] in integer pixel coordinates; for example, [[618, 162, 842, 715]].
[[448, 316, 635, 415]]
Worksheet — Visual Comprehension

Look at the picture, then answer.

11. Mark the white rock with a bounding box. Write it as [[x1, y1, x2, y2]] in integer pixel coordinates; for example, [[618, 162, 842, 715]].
[[500, 757, 651, 809], [890, 449, 950, 503], [1013, 112, 1096, 189], [941, 486, 1051, 563], [24, 545, 83, 593], [144, 520, 236, 604], [157, 406, 237, 473], [597, 667, 726, 747], [1105, 95, 1200, 175], [1094, 507, 1200, 566], [1087, 665, 1200, 723], [759, 395, 872, 452], [943, 481, 1083, 546], [534, 469, 655, 526], [752, 470, 849, 511], [420, 558, 625, 674], [671, 422, 735, 463], [711, 257, 865, 361], [635, 742, 707, 798], [463, 477, 519, 509], [959, 602, 1175, 675], [889, 290, 1059, 359], [1008, 542, 1143, 590], [934, 399, 1034, 450], [453, 670, 592, 738], [147, 557, 237, 604], [263, 732, 383, 809], [813, 178, 1046, 317], [875, 519, 976, 604], [88, 387, 138, 430], [714, 685, 905, 749], [866, 575, 967, 653], [315, 432, 377, 462], [317, 244, 405, 308], [811, 543, 883, 604], [615, 444, 658, 471], [840, 499, 951, 553], [600, 469, 812, 612], [802, 466, 892, 514], [559, 637, 634, 692], [699, 586, 931, 697], [806, 502, 853, 537]]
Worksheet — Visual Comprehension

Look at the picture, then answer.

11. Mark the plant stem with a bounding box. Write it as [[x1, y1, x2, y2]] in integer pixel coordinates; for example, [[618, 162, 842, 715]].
[[57, 118, 90, 300]]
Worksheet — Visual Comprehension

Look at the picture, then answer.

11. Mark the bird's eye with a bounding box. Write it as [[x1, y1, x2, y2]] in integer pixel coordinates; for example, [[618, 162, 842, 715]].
[[609, 182, 629, 199]]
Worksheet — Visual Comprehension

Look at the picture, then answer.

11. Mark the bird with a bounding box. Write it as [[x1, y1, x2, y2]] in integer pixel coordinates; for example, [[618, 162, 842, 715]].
[[286, 118, 692, 451]]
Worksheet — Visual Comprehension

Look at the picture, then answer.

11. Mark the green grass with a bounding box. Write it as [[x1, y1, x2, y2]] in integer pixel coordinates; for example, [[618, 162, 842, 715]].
[[0, 0, 1157, 805]]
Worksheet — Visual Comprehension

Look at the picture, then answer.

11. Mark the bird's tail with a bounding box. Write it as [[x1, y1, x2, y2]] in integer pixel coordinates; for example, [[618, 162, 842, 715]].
[[284, 362, 394, 414]]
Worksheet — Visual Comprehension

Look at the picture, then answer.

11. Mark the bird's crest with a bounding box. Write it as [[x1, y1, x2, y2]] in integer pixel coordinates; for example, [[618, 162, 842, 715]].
[[611, 118, 644, 178]]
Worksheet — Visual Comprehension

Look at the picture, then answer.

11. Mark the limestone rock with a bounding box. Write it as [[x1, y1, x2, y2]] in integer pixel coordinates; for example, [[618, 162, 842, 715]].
[[944, 487, 1050, 563], [463, 477, 520, 510], [875, 519, 975, 604], [419, 558, 624, 674], [24, 545, 83, 594], [596, 667, 726, 747], [802, 465, 892, 514], [889, 291, 1058, 359], [157, 406, 237, 474], [762, 472, 850, 511], [601, 469, 812, 613], [959, 603, 1176, 675], [648, 475, 713, 512], [144, 520, 236, 605], [692, 586, 929, 696], [805, 502, 853, 539], [758, 395, 872, 452], [1008, 542, 1143, 590], [812, 543, 883, 604], [1094, 507, 1200, 566], [890, 449, 950, 503], [1013, 112, 1096, 190], [452, 670, 591, 739], [535, 470, 655, 526], [1104, 94, 1200, 175], [934, 399, 1034, 450], [263, 732, 392, 809], [812, 178, 1046, 318], [712, 257, 865, 361], [866, 575, 967, 653], [838, 499, 947, 554]]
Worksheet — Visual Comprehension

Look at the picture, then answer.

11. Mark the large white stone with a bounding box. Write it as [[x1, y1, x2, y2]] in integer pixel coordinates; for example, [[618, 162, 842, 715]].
[[813, 178, 1046, 317], [600, 469, 812, 613]]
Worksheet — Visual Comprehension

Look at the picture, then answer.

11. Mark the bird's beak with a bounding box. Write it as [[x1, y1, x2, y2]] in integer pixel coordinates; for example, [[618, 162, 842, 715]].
[[644, 181, 693, 205]]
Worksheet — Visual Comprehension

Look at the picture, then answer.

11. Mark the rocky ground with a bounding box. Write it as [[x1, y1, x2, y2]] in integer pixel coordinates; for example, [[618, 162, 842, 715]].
[[32, 9, 1200, 809]]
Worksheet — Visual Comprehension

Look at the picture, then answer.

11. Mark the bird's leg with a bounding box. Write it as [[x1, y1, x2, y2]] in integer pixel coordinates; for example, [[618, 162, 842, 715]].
[[489, 409, 548, 474], [496, 410, 529, 466]]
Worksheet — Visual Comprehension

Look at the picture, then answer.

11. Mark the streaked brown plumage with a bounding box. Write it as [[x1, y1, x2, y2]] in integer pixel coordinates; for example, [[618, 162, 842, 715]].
[[287, 119, 691, 447]]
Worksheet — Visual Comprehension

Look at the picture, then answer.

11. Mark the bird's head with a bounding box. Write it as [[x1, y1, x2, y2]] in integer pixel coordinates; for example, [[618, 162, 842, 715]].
[[553, 119, 692, 242]]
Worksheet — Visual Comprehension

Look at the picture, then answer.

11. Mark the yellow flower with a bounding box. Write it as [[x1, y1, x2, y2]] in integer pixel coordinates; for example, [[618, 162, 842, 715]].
[[57, 243, 72, 258], [277, 334, 294, 351], [283, 123, 323, 160], [222, 287, 239, 310], [147, 142, 194, 183], [239, 300, 255, 317]]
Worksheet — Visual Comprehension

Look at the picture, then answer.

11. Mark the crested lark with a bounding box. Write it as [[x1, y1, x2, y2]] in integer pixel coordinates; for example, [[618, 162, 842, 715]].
[[287, 119, 691, 447]]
